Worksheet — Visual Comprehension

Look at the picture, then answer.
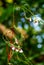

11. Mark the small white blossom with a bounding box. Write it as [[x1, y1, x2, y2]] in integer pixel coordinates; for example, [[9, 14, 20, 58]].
[[29, 18, 32, 21], [16, 49, 19, 52], [34, 19, 38, 26], [19, 49, 23, 53], [12, 46, 15, 51]]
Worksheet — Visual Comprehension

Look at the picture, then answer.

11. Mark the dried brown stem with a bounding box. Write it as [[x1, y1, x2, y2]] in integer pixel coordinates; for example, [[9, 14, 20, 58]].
[[0, 24, 15, 39]]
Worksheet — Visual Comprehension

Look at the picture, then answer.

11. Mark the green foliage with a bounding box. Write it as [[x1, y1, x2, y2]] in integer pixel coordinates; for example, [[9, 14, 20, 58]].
[[0, 0, 44, 65]]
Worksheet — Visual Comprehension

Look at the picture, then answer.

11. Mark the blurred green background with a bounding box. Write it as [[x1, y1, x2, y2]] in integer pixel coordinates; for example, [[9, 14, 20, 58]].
[[0, 0, 44, 65]]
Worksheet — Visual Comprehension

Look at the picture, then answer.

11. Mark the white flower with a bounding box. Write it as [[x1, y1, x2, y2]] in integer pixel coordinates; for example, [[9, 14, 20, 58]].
[[16, 49, 19, 52], [12, 46, 15, 51], [32, 15, 41, 26], [19, 49, 23, 53], [34, 19, 38, 26], [29, 18, 32, 21]]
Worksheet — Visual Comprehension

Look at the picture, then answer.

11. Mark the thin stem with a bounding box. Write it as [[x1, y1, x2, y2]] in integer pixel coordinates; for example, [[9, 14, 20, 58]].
[[22, 6, 34, 16], [17, 54, 29, 65], [22, 53, 33, 65]]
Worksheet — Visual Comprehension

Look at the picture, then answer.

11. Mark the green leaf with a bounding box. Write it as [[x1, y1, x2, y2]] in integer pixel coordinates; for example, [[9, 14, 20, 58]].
[[0, 5, 14, 23]]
